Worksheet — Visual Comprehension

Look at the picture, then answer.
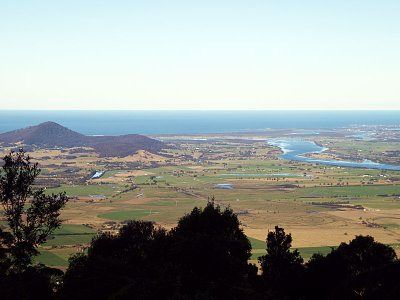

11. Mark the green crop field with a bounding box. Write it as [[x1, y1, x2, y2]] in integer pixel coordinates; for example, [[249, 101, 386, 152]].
[[53, 224, 96, 235], [146, 199, 199, 207], [295, 185, 400, 198], [44, 234, 95, 246], [249, 237, 267, 249], [46, 184, 121, 197], [249, 237, 335, 261], [36, 251, 68, 267], [98, 209, 159, 220], [44, 224, 96, 246]]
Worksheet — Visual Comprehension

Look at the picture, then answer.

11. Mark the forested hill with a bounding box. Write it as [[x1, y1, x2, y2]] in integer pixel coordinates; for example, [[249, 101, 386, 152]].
[[0, 121, 166, 157]]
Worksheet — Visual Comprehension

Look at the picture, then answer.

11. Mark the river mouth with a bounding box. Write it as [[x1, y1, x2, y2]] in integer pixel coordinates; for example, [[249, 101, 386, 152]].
[[269, 139, 400, 171]]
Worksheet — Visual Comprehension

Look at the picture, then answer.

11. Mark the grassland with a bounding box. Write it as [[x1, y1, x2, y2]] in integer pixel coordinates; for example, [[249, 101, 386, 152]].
[[43, 224, 96, 246], [46, 184, 121, 197], [98, 209, 159, 220], [249, 235, 334, 261]]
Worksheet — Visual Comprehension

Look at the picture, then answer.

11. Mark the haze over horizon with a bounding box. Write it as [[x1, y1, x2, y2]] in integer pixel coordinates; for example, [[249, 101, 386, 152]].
[[1, 1, 399, 110]]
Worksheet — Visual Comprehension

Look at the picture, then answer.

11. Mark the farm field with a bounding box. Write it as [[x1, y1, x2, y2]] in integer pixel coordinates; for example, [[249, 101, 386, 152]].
[[1, 126, 400, 269]]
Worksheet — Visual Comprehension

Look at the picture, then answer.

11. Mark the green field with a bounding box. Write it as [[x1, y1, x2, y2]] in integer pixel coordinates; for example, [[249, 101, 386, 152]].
[[296, 185, 400, 198], [46, 184, 120, 197], [249, 237, 334, 261], [98, 209, 159, 220], [36, 251, 68, 266], [44, 224, 96, 246], [53, 224, 96, 235]]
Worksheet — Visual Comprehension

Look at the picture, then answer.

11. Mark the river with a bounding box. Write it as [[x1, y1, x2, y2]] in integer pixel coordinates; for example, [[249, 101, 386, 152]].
[[268, 139, 400, 171]]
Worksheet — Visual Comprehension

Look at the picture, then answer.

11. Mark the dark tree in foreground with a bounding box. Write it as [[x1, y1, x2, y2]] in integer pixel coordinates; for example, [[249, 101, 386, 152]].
[[0, 150, 68, 271], [61, 220, 174, 300], [170, 199, 255, 299], [258, 226, 304, 298], [61, 200, 257, 300], [306, 235, 398, 299], [350, 260, 400, 300]]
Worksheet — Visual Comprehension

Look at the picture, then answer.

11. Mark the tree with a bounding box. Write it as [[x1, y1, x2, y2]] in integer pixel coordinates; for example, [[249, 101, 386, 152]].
[[61, 200, 257, 300], [170, 199, 255, 299], [258, 226, 304, 298], [259, 226, 303, 279], [306, 235, 397, 299], [61, 220, 174, 300], [0, 150, 68, 272]]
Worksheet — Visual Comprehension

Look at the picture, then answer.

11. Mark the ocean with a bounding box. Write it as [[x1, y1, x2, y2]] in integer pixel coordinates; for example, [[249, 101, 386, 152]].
[[0, 110, 399, 135]]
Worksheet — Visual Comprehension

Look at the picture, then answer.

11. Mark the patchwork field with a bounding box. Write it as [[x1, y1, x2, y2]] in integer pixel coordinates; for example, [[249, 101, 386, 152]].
[[1, 126, 400, 269]]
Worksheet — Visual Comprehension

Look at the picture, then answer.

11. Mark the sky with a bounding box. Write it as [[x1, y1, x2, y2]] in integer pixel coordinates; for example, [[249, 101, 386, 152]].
[[0, 0, 399, 110]]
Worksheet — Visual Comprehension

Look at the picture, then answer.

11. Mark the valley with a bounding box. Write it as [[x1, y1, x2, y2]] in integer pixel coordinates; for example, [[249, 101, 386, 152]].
[[1, 124, 400, 269]]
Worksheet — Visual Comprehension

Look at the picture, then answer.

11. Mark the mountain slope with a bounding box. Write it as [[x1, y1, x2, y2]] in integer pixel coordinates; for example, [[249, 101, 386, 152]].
[[0, 122, 87, 148], [0, 122, 166, 157]]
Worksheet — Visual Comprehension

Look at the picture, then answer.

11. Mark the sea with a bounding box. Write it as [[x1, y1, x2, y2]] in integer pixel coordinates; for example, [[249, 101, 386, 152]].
[[0, 110, 400, 135]]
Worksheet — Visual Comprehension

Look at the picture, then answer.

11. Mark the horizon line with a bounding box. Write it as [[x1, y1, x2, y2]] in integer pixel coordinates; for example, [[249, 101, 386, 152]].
[[2, 108, 400, 112]]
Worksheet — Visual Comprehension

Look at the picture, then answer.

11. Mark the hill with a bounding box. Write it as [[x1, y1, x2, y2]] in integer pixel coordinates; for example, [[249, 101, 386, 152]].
[[0, 122, 166, 157]]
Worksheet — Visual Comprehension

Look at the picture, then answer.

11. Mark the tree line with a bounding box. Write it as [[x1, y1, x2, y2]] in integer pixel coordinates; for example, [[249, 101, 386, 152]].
[[1, 150, 399, 299]]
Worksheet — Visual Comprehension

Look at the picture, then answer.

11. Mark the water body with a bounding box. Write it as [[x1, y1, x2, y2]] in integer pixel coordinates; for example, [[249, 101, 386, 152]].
[[1, 110, 400, 135], [91, 171, 105, 179], [214, 184, 234, 189], [269, 139, 400, 171]]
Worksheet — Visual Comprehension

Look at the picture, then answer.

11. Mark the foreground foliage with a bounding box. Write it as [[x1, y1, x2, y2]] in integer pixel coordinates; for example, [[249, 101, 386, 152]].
[[0, 150, 68, 298], [61, 201, 256, 299], [60, 203, 400, 300]]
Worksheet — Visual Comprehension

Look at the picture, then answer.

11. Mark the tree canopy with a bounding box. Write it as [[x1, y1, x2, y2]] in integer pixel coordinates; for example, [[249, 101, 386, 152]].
[[0, 150, 68, 298], [306, 235, 397, 299], [61, 200, 256, 299], [258, 226, 305, 298], [170, 199, 254, 298], [61, 220, 173, 300], [0, 150, 68, 271]]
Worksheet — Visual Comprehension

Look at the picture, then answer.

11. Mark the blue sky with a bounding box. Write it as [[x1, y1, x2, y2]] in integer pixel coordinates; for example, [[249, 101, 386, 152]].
[[0, 0, 399, 110]]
